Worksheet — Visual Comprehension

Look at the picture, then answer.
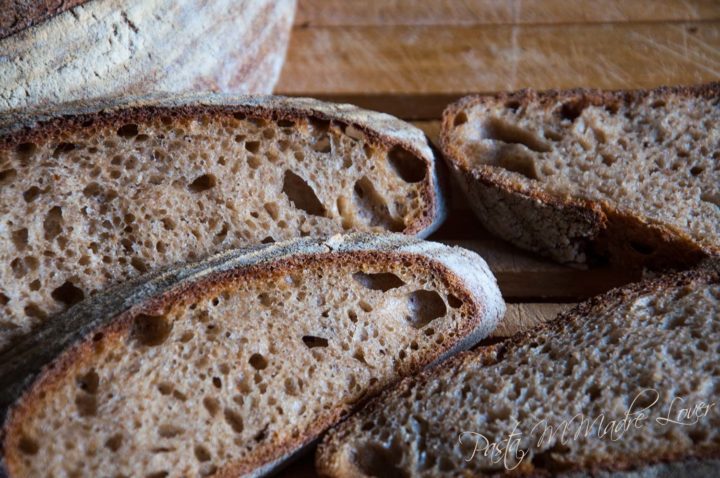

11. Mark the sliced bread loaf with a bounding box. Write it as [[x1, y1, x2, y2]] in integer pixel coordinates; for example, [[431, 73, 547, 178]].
[[1, 0, 296, 110], [317, 258, 720, 477], [0, 233, 504, 477], [441, 83, 720, 268], [0, 95, 446, 353]]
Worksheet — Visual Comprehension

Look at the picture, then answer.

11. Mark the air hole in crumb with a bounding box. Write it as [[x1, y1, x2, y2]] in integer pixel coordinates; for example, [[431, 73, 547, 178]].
[[245, 141, 260, 153], [43, 206, 63, 240], [282, 170, 326, 216], [0, 168, 16, 185], [387, 146, 426, 183], [203, 396, 219, 416], [261, 236, 275, 244], [212, 377, 222, 389], [277, 119, 295, 128], [189, 174, 217, 193], [481, 117, 551, 153], [132, 314, 172, 347], [77, 369, 99, 394], [406, 290, 447, 329], [51, 280, 85, 306], [11, 228, 28, 251], [18, 436, 39, 455], [53, 142, 76, 157], [0, 293, 8, 306], [105, 434, 123, 452], [650, 99, 666, 109], [353, 177, 404, 232], [117, 124, 139, 138], [15, 142, 37, 159], [224, 409, 244, 433], [302, 335, 329, 348], [249, 353, 268, 370], [313, 134, 332, 153], [23, 186, 41, 202], [690, 165, 705, 176], [195, 445, 212, 462], [454, 112, 468, 126], [505, 99, 522, 112], [158, 424, 184, 438], [447, 294, 462, 308], [558, 99, 587, 122], [353, 272, 405, 292], [158, 383, 173, 395]]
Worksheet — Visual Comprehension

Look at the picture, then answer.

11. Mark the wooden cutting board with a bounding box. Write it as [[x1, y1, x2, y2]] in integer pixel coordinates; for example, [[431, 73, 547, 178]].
[[275, 1, 720, 475]]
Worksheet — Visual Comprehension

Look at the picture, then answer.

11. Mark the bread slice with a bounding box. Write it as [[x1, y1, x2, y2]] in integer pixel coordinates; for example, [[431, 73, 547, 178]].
[[0, 94, 446, 353], [317, 258, 720, 477], [441, 83, 720, 268], [1, 0, 296, 111], [0, 233, 503, 477]]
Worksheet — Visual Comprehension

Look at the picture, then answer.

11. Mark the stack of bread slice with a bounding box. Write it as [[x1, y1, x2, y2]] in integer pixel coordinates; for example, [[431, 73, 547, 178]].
[[0, 82, 718, 477]]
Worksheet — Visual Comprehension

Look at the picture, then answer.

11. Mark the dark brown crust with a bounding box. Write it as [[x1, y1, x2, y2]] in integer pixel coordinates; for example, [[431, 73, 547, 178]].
[[440, 82, 720, 269], [0, 98, 444, 236], [0, 238, 489, 477], [317, 258, 720, 477], [0, 0, 89, 40]]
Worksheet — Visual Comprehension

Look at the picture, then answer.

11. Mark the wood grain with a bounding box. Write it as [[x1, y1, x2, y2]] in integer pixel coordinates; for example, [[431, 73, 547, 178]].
[[277, 22, 720, 118], [296, 0, 720, 26]]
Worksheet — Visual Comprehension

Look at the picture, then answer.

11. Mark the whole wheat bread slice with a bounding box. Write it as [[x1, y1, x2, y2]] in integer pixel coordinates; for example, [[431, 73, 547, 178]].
[[0, 94, 446, 354], [317, 258, 720, 477], [441, 83, 720, 268], [0, 233, 503, 477]]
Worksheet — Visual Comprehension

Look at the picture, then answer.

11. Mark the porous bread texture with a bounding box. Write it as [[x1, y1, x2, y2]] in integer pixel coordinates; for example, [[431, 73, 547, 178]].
[[317, 260, 720, 477], [442, 83, 720, 267], [0, 0, 297, 111], [1, 235, 503, 478], [0, 96, 444, 354]]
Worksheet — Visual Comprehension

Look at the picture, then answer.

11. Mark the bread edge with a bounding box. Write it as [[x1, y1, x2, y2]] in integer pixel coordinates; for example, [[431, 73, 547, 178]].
[[0, 94, 447, 237], [315, 257, 720, 477], [0, 233, 503, 477], [440, 82, 720, 267]]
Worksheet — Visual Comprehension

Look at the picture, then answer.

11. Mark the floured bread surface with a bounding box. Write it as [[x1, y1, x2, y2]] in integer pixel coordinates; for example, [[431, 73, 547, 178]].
[[443, 84, 720, 265], [317, 261, 720, 477], [0, 101, 441, 352], [3, 246, 489, 478]]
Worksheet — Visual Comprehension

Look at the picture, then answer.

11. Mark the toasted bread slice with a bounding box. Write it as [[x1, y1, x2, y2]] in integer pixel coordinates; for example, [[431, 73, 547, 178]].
[[317, 259, 720, 477], [0, 95, 446, 352], [441, 83, 720, 268], [0, 233, 503, 477]]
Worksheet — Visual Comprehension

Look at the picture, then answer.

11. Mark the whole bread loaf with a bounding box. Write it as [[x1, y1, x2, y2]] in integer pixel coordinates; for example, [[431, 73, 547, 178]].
[[317, 258, 720, 477], [0, 0, 296, 111], [0, 94, 446, 354], [0, 233, 504, 477], [441, 83, 720, 268]]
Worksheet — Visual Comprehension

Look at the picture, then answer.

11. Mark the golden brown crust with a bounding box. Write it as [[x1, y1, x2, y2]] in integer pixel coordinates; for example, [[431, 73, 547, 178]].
[[0, 234, 500, 477], [440, 82, 720, 269]]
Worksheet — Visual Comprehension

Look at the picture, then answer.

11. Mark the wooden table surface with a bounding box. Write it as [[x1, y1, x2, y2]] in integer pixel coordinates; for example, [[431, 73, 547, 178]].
[[273, 1, 720, 475]]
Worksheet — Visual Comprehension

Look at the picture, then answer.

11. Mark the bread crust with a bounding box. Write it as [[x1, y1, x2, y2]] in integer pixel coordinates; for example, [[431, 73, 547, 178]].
[[0, 0, 297, 111], [316, 258, 720, 477], [441, 82, 719, 268], [0, 94, 447, 237], [0, 233, 504, 477], [0, 0, 90, 39]]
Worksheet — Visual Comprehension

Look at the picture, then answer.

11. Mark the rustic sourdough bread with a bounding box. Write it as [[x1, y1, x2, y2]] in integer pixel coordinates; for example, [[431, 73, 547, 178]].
[[0, 0, 296, 111], [0, 94, 446, 354], [441, 83, 720, 268], [317, 259, 720, 477], [0, 233, 504, 477]]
